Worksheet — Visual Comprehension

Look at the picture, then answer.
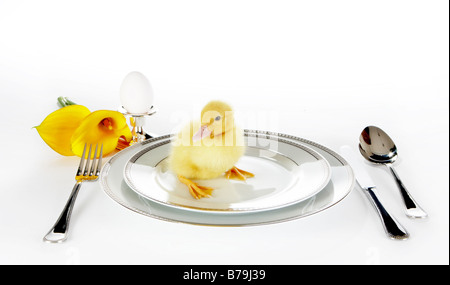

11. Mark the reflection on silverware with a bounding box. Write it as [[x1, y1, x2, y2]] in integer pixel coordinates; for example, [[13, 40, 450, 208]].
[[43, 143, 104, 243], [359, 126, 428, 219], [340, 146, 409, 240]]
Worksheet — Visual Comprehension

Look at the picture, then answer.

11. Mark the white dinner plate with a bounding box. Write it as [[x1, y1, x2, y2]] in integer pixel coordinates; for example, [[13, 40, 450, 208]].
[[123, 135, 331, 213], [100, 130, 355, 226]]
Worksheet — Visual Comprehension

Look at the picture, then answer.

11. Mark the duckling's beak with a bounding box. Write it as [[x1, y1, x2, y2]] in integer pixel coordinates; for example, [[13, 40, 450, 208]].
[[192, 124, 212, 142]]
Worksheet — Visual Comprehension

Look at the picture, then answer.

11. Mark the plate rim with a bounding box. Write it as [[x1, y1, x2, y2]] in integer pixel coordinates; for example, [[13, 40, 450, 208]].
[[100, 129, 355, 226]]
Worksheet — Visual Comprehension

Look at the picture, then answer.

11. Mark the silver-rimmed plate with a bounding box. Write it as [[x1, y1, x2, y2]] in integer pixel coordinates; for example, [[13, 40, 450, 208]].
[[123, 134, 331, 213], [100, 130, 355, 226]]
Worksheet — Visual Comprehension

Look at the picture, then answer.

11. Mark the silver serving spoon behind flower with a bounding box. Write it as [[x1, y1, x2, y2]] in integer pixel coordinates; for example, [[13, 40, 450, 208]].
[[359, 126, 428, 219]]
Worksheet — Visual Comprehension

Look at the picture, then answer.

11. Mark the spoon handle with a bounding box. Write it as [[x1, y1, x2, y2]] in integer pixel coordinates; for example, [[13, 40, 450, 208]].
[[387, 165, 428, 219], [364, 187, 409, 240]]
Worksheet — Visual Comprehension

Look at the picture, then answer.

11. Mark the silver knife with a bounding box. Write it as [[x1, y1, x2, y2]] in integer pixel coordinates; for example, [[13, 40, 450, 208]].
[[340, 146, 409, 240]]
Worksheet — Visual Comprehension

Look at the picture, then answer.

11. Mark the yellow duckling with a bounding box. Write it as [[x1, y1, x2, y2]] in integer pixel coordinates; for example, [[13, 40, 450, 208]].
[[168, 100, 254, 199]]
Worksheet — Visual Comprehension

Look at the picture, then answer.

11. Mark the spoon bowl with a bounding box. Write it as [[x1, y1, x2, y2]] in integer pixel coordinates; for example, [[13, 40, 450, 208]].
[[359, 126, 398, 164], [359, 126, 428, 219]]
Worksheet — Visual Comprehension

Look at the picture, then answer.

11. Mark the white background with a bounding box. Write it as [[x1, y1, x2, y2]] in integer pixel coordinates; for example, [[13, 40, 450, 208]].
[[0, 0, 448, 265]]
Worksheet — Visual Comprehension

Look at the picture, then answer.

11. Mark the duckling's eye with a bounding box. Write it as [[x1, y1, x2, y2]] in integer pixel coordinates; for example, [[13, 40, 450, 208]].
[[215, 116, 221, 121]]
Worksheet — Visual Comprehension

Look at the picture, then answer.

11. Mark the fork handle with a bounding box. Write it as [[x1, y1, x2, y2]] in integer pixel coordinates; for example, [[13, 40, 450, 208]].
[[43, 182, 82, 243]]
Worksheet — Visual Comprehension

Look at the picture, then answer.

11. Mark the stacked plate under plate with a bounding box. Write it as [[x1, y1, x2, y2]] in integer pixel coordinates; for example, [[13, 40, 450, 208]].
[[100, 130, 355, 226]]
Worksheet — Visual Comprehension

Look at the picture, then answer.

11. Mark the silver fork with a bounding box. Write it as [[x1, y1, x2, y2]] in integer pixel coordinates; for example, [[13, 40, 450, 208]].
[[43, 143, 103, 243]]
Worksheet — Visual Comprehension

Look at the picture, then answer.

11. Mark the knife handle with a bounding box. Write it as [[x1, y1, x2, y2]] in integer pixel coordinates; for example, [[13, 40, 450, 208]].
[[364, 187, 409, 240]]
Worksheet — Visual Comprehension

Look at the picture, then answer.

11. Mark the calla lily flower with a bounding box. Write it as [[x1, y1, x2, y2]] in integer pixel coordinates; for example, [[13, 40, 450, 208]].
[[71, 110, 132, 157], [35, 104, 132, 157], [35, 105, 91, 156]]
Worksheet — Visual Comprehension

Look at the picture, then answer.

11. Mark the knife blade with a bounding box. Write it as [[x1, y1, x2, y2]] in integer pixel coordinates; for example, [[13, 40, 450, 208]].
[[340, 145, 409, 240]]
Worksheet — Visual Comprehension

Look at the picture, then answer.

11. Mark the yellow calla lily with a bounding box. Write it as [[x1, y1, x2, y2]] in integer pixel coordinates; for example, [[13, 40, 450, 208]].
[[35, 105, 91, 156], [71, 110, 132, 157], [35, 102, 132, 157]]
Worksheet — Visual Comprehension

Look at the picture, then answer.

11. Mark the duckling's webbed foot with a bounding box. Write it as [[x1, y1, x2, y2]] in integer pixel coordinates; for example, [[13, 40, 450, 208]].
[[225, 166, 255, 181], [178, 175, 214, 199]]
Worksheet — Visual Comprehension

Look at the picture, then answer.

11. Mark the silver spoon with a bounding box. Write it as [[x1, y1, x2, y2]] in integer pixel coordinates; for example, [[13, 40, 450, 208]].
[[359, 126, 428, 219]]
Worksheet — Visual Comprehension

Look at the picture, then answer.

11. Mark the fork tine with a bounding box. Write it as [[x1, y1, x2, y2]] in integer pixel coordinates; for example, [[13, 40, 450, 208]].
[[95, 144, 103, 176], [89, 144, 99, 176], [83, 144, 93, 176], [76, 143, 87, 176]]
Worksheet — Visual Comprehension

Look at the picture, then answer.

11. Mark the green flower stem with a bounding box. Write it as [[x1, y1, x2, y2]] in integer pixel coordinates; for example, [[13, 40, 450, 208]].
[[57, 96, 77, 108]]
